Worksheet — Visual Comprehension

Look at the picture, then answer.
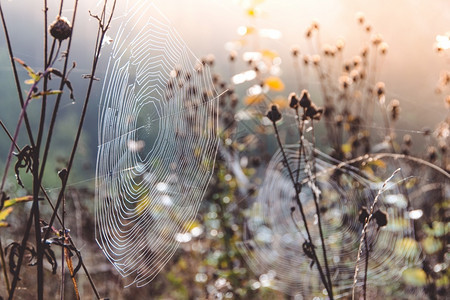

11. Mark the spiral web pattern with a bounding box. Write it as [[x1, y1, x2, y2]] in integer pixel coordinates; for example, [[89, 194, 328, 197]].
[[95, 1, 219, 286], [237, 145, 449, 298]]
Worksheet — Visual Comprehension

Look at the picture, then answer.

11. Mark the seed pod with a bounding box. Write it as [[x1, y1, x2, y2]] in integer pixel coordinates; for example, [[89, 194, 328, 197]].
[[49, 16, 72, 41], [289, 92, 299, 109], [266, 104, 282, 123], [373, 210, 388, 227], [358, 207, 370, 224], [299, 90, 311, 108]]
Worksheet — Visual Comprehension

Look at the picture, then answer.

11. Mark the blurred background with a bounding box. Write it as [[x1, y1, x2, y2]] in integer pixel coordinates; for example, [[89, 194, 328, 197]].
[[0, 0, 448, 299]]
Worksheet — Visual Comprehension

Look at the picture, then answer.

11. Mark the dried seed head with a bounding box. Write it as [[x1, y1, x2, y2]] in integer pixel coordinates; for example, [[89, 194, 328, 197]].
[[335, 115, 344, 127], [299, 89, 311, 108], [312, 54, 321, 66], [403, 134, 412, 147], [388, 99, 400, 121], [336, 38, 345, 51], [339, 75, 351, 90], [376, 82, 385, 97], [49, 16, 72, 41], [305, 27, 312, 39], [229, 50, 237, 62], [427, 146, 437, 162], [289, 92, 299, 109], [311, 20, 320, 30], [266, 104, 282, 123], [291, 46, 300, 57], [305, 104, 323, 120], [361, 47, 369, 58], [371, 33, 383, 46], [358, 206, 369, 224], [303, 55, 310, 65], [355, 12, 365, 25], [373, 210, 388, 227], [379, 42, 389, 55], [438, 140, 447, 154]]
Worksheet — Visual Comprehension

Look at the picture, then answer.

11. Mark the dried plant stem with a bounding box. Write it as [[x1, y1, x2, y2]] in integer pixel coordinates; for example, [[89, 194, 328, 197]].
[[271, 120, 333, 298], [308, 121, 333, 297], [363, 233, 369, 300], [1, 121, 100, 299], [352, 168, 401, 300], [43, 0, 116, 243]]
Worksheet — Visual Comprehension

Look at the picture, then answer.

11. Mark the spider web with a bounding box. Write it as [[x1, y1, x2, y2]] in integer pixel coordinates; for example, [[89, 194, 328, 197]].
[[237, 144, 449, 298], [95, 1, 219, 287]]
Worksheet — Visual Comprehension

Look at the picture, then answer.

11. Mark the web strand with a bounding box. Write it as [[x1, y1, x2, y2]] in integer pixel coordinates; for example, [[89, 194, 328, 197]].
[[95, 1, 219, 287]]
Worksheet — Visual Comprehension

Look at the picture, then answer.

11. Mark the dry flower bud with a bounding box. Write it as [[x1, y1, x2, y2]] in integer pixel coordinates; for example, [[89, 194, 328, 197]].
[[403, 134, 412, 147], [388, 99, 400, 121], [427, 146, 437, 162], [358, 207, 369, 224], [312, 54, 321, 66], [376, 82, 385, 97], [373, 210, 388, 227], [266, 104, 282, 123], [356, 12, 365, 25], [291, 46, 300, 57], [49, 16, 72, 41], [379, 42, 389, 55], [299, 89, 311, 108], [289, 92, 299, 109], [336, 38, 345, 51]]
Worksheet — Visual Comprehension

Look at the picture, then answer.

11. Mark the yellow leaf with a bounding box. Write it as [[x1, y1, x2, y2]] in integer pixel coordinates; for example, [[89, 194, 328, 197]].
[[342, 143, 352, 154], [402, 268, 427, 286], [246, 9, 256, 17], [0, 207, 13, 221], [369, 159, 386, 169], [244, 94, 264, 105], [3, 195, 33, 208], [261, 49, 279, 60], [184, 220, 200, 231], [136, 197, 151, 215], [264, 76, 284, 91], [0, 221, 9, 227], [395, 238, 419, 259], [271, 96, 288, 109]]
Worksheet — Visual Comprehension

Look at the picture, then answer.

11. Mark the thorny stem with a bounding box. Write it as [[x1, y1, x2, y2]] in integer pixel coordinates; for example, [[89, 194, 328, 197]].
[[271, 121, 333, 298]]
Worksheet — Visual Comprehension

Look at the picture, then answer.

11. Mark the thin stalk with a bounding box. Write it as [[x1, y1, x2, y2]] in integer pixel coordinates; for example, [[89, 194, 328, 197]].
[[32, 149, 44, 300], [38, 0, 79, 185], [309, 121, 333, 296], [2, 120, 100, 298], [43, 0, 117, 248], [363, 234, 369, 300], [271, 121, 333, 298], [352, 168, 401, 300]]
